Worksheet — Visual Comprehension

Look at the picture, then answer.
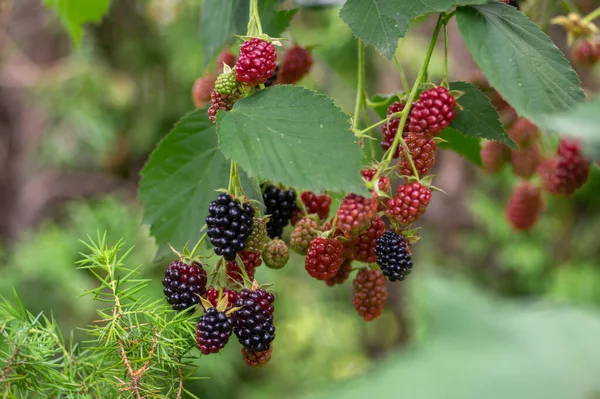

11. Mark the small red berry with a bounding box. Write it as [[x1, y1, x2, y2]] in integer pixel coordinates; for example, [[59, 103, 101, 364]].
[[236, 38, 277, 86], [398, 133, 437, 178], [336, 193, 379, 237], [301, 191, 331, 220], [481, 141, 510, 174], [571, 40, 600, 67], [538, 139, 590, 195], [352, 268, 387, 321], [192, 75, 216, 108], [207, 91, 240, 124], [205, 286, 238, 310], [352, 216, 386, 264], [325, 259, 353, 286], [505, 182, 543, 231], [226, 251, 262, 283], [280, 45, 313, 84], [216, 50, 236, 71], [381, 101, 407, 158], [290, 217, 322, 256], [511, 144, 541, 178], [385, 182, 432, 225], [241, 345, 273, 367], [508, 118, 539, 148], [408, 86, 457, 138], [305, 237, 344, 280], [361, 168, 391, 192]]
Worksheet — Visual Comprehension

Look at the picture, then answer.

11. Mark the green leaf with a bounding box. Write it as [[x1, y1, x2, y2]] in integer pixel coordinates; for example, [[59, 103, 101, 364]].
[[200, 0, 296, 64], [139, 110, 230, 257], [438, 127, 482, 166], [369, 94, 401, 119], [43, 0, 110, 46], [217, 86, 367, 195], [537, 96, 600, 161], [339, 0, 487, 59], [449, 81, 515, 148], [456, 3, 585, 126]]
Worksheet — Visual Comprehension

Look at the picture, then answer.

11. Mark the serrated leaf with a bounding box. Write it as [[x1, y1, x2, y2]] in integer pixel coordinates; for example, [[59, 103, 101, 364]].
[[139, 110, 230, 257], [438, 127, 482, 166], [456, 3, 585, 126], [200, 0, 296, 64], [536, 96, 600, 161], [43, 0, 110, 46], [340, 0, 487, 59], [217, 86, 367, 195], [449, 81, 515, 148]]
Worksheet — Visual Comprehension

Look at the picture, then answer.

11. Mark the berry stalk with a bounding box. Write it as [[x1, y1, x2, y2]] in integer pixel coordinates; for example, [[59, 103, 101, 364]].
[[352, 40, 366, 132], [582, 6, 600, 23]]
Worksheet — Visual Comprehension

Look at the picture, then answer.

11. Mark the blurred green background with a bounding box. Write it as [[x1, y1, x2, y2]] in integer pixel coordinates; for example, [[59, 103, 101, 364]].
[[1, 0, 600, 398]]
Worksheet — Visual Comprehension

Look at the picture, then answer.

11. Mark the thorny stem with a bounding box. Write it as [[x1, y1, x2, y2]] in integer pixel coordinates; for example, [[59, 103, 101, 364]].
[[352, 40, 366, 131], [582, 7, 600, 23], [393, 55, 409, 94]]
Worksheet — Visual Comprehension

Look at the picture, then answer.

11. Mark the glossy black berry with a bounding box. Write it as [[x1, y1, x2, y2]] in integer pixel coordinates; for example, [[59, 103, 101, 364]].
[[262, 185, 297, 239], [206, 193, 255, 260], [162, 260, 207, 311], [196, 307, 233, 355], [374, 231, 413, 282], [233, 289, 276, 352], [264, 63, 279, 87]]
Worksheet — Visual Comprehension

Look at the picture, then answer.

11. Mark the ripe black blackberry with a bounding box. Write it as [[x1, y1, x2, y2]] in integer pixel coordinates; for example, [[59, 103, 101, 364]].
[[233, 290, 276, 352], [262, 185, 297, 239], [374, 231, 413, 282], [263, 63, 279, 88], [206, 193, 255, 261], [196, 307, 234, 355], [162, 260, 207, 311]]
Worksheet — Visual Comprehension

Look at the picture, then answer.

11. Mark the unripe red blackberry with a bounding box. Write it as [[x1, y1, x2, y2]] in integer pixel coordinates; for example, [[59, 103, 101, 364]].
[[361, 168, 391, 192], [241, 345, 273, 367], [408, 86, 457, 138], [196, 307, 234, 355], [374, 231, 413, 282], [538, 139, 590, 195], [398, 133, 437, 178], [325, 259, 353, 286], [162, 260, 207, 311], [207, 91, 240, 124], [297, 191, 331, 222], [571, 40, 600, 67], [192, 75, 216, 108], [262, 185, 297, 238], [236, 38, 277, 86], [385, 182, 432, 225], [205, 286, 238, 310], [206, 193, 255, 260], [336, 193, 379, 237], [245, 217, 268, 253], [505, 182, 543, 231], [226, 251, 262, 283], [351, 216, 386, 264], [237, 288, 275, 315], [381, 101, 407, 158], [262, 239, 289, 269], [305, 237, 344, 280], [511, 144, 541, 178], [233, 290, 276, 352], [216, 50, 236, 71], [352, 268, 387, 321], [280, 45, 313, 84], [508, 118, 539, 148], [290, 217, 321, 255], [481, 141, 510, 174]]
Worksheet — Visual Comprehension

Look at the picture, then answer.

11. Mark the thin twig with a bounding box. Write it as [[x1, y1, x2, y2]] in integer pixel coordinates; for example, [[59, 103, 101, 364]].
[[0, 348, 19, 386]]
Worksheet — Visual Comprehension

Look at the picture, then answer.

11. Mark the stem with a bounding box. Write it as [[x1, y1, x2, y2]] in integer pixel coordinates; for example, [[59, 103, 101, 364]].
[[189, 233, 208, 258], [443, 20, 449, 86], [363, 99, 376, 160], [247, 0, 263, 36], [583, 7, 600, 23], [356, 111, 403, 136], [562, 0, 580, 13], [397, 135, 420, 178], [227, 161, 235, 193], [393, 55, 409, 94], [352, 40, 366, 131]]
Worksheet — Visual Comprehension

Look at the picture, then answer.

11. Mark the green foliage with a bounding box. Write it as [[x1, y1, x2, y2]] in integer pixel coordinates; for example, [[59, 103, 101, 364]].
[[43, 0, 111, 46], [449, 82, 514, 148], [309, 276, 600, 399], [438, 128, 482, 166], [217, 86, 368, 195], [340, 0, 487, 59], [537, 96, 600, 160], [139, 110, 230, 258], [456, 3, 585, 126]]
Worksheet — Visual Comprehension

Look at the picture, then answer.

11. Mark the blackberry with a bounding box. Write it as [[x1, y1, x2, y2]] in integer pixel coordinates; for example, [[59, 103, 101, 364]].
[[233, 290, 276, 352], [263, 63, 279, 87], [241, 345, 273, 367], [325, 259, 353, 286], [207, 91, 240, 124], [352, 268, 387, 321], [205, 286, 238, 310], [226, 250, 262, 283], [280, 45, 313, 84], [408, 86, 457, 138], [206, 193, 255, 261], [506, 182, 543, 231], [196, 307, 234, 355], [374, 231, 413, 282], [216, 50, 236, 72], [481, 141, 510, 174], [236, 38, 277, 86], [398, 133, 437, 178], [262, 185, 297, 238], [237, 288, 275, 315], [381, 101, 407, 158], [192, 75, 216, 108], [262, 239, 289, 269], [162, 260, 207, 311]]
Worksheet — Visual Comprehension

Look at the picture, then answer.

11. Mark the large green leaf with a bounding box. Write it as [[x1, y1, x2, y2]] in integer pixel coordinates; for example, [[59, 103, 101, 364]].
[[339, 0, 487, 59], [450, 81, 515, 148], [43, 0, 110, 46], [537, 96, 600, 161], [307, 275, 600, 399], [438, 127, 482, 166], [217, 86, 367, 195], [139, 110, 230, 257], [456, 3, 585, 126]]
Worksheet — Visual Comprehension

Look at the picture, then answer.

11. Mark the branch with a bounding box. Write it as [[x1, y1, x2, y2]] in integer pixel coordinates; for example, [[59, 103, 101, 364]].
[[0, 347, 20, 387]]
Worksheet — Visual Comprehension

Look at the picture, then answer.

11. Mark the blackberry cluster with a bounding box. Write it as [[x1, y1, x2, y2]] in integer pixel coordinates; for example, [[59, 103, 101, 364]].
[[262, 185, 297, 238], [374, 231, 413, 282], [233, 290, 276, 352], [206, 193, 255, 261], [162, 260, 207, 311], [196, 307, 234, 355]]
